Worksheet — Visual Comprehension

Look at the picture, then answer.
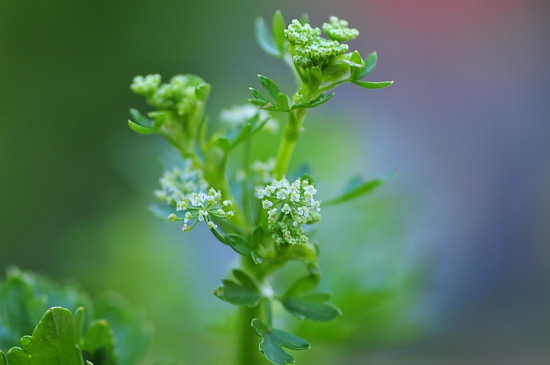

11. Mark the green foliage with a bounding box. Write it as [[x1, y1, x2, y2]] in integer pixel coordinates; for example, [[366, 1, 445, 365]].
[[0, 268, 92, 351], [1, 307, 88, 365], [278, 275, 341, 322], [251, 319, 310, 365], [213, 270, 261, 307], [0, 269, 151, 365], [81, 320, 117, 365], [126, 9, 395, 365]]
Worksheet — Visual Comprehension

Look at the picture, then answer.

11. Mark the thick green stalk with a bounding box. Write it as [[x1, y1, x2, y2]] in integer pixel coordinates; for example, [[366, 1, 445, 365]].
[[273, 108, 307, 179], [236, 304, 264, 365], [236, 256, 268, 365]]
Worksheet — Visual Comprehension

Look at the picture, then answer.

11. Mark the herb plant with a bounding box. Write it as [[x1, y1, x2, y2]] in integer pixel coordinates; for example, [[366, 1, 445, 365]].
[[129, 11, 392, 365], [0, 10, 393, 365]]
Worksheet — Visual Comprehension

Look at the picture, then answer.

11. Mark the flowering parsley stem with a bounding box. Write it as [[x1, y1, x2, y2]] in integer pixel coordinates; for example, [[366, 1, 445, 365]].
[[274, 108, 307, 178]]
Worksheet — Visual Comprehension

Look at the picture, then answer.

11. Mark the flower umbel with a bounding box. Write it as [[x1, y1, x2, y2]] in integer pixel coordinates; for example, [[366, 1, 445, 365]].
[[174, 187, 234, 232], [257, 177, 321, 246], [154, 159, 209, 205]]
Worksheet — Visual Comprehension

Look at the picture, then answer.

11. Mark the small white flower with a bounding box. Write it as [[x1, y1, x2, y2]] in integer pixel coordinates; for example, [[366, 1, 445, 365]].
[[311, 200, 321, 211], [223, 200, 233, 206], [198, 209, 208, 221], [226, 210, 235, 218], [207, 221, 217, 229], [256, 188, 266, 199], [290, 191, 300, 202], [262, 200, 273, 209], [282, 204, 292, 214], [215, 209, 226, 216], [268, 208, 278, 220], [176, 200, 188, 211]]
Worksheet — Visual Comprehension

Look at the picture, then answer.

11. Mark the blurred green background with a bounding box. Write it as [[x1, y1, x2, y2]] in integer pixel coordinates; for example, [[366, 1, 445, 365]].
[[1, 0, 549, 364]]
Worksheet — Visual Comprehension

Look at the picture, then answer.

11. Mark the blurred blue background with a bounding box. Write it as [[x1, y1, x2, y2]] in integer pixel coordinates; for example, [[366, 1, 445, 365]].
[[1, 0, 549, 364]]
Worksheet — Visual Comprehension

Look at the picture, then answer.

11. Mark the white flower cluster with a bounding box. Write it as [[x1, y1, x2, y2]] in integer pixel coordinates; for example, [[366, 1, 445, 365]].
[[256, 177, 321, 246], [154, 159, 208, 205], [170, 187, 235, 232]]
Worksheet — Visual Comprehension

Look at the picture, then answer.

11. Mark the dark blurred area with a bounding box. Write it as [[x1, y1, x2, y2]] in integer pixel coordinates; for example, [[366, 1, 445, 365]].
[[1, 0, 549, 364]]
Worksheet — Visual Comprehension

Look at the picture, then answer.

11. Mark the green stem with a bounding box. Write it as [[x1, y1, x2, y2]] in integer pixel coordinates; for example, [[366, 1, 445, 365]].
[[236, 256, 267, 365], [236, 304, 265, 365], [273, 108, 307, 179]]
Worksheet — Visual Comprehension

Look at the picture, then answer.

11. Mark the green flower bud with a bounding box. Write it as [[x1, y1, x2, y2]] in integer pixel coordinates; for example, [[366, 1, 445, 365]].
[[322, 16, 359, 42]]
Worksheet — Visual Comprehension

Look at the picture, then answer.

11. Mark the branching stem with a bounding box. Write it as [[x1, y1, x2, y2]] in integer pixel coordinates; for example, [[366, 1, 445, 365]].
[[273, 108, 307, 179]]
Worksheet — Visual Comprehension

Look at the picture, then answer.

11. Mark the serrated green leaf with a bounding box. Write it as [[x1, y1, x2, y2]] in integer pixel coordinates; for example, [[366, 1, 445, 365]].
[[258, 75, 282, 100], [231, 270, 257, 291], [282, 293, 341, 321], [148, 204, 177, 221], [352, 80, 394, 89], [0, 269, 94, 351], [284, 275, 320, 298], [194, 83, 211, 101], [323, 171, 394, 206], [213, 270, 261, 307], [255, 18, 280, 58], [356, 51, 377, 79], [275, 93, 289, 111], [224, 234, 255, 256], [127, 120, 156, 135], [349, 51, 364, 80], [81, 320, 117, 365], [4, 307, 84, 365], [272, 11, 286, 55], [251, 319, 310, 365]]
